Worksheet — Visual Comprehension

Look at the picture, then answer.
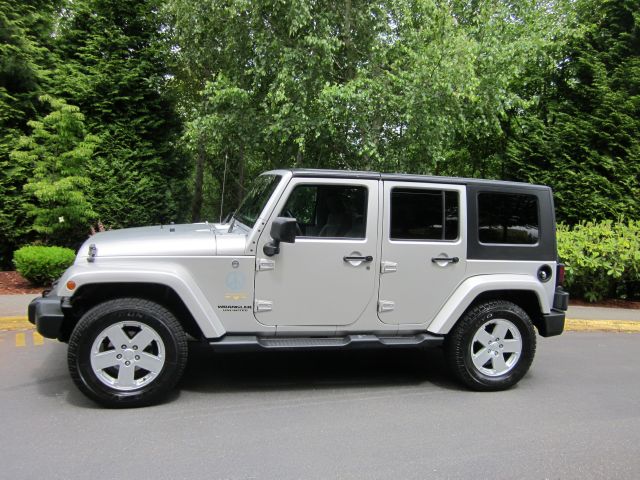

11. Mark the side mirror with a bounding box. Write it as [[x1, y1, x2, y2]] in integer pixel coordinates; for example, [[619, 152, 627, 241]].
[[263, 217, 297, 256], [271, 217, 297, 243]]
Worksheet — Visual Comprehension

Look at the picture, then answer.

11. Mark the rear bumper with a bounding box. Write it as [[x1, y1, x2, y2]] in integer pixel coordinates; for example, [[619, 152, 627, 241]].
[[538, 287, 569, 337], [553, 287, 569, 311], [538, 309, 565, 337], [28, 293, 65, 339]]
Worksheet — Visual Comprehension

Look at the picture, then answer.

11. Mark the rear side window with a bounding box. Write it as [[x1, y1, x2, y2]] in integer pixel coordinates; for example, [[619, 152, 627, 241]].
[[390, 188, 459, 241], [478, 193, 539, 244]]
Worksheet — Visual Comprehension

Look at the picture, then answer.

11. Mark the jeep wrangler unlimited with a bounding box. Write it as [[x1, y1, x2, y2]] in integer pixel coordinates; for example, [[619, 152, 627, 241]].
[[29, 169, 568, 407]]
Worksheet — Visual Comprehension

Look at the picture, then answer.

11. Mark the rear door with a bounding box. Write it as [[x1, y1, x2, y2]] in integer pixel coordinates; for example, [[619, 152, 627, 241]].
[[378, 181, 467, 325]]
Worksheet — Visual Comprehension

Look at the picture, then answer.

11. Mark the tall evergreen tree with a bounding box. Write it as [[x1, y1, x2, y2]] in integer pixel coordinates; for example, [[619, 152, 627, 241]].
[[52, 0, 186, 229], [505, 0, 640, 223], [11, 95, 97, 245], [0, 0, 58, 267]]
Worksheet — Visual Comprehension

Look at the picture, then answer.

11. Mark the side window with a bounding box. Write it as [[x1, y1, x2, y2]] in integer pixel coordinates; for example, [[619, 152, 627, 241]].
[[280, 184, 368, 239], [478, 193, 539, 244], [390, 188, 459, 241]]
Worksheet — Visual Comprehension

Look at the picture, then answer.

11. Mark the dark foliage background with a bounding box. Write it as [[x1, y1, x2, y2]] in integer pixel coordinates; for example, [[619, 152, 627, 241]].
[[1, 0, 638, 268]]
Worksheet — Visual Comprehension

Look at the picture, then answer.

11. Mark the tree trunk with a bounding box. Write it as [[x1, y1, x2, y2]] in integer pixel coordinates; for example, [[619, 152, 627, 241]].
[[237, 145, 245, 205], [343, 0, 354, 81]]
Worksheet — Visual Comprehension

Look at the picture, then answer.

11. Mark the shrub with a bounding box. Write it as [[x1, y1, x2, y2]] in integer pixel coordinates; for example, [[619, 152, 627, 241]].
[[13, 246, 76, 286], [557, 221, 640, 302]]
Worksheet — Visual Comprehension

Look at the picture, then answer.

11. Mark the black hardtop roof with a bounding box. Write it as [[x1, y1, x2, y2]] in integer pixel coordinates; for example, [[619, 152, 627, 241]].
[[289, 168, 550, 191]]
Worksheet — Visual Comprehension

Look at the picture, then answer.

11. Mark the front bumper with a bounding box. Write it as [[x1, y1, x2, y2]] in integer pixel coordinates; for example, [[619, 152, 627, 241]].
[[28, 293, 65, 339]]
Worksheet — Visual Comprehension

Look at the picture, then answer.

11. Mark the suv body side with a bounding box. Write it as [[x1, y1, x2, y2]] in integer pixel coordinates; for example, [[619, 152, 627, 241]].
[[45, 169, 558, 340], [29, 168, 567, 405]]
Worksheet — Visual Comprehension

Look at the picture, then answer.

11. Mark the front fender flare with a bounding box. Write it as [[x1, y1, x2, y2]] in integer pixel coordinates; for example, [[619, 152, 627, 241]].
[[57, 263, 226, 338]]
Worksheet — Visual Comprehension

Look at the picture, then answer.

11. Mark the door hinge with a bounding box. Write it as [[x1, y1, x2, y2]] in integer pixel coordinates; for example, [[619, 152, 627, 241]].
[[256, 258, 275, 271], [378, 300, 395, 313], [380, 261, 397, 273], [254, 300, 273, 313]]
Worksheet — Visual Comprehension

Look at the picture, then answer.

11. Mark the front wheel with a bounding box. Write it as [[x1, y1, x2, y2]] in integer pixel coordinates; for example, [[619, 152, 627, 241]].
[[444, 300, 536, 391], [68, 298, 188, 407]]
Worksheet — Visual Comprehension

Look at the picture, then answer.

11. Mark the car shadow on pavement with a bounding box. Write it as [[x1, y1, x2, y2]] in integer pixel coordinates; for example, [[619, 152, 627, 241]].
[[179, 342, 465, 395], [31, 346, 97, 408], [30, 342, 465, 409]]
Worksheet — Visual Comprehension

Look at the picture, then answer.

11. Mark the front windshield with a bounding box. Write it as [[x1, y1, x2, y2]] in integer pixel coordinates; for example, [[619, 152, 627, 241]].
[[234, 174, 282, 228]]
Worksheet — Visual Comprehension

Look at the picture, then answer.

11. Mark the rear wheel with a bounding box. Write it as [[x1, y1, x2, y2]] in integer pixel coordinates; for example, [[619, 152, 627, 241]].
[[68, 298, 188, 407], [445, 300, 536, 391]]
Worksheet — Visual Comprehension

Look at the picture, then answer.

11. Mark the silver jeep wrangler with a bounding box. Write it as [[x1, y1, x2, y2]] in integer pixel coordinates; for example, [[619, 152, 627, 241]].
[[29, 169, 568, 407]]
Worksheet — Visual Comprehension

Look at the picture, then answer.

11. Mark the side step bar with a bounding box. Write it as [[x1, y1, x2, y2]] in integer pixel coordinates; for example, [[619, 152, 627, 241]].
[[208, 333, 444, 351]]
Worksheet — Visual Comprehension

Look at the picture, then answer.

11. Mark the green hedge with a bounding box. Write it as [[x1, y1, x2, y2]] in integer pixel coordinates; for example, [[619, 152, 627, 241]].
[[557, 221, 640, 302], [13, 246, 76, 286]]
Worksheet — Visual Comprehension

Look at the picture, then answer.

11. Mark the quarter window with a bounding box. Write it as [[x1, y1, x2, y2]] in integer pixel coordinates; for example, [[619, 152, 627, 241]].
[[390, 188, 459, 241], [478, 193, 539, 244], [280, 185, 367, 239]]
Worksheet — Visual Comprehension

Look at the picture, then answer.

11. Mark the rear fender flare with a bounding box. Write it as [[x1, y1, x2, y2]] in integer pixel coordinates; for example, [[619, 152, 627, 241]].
[[427, 275, 550, 335]]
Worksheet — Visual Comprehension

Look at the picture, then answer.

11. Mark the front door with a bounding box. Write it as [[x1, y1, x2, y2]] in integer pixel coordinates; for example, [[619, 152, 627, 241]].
[[254, 178, 379, 327], [378, 181, 467, 325]]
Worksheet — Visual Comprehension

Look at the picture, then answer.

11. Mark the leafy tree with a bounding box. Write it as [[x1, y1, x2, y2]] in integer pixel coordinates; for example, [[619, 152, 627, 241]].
[[167, 0, 562, 218], [11, 95, 97, 245]]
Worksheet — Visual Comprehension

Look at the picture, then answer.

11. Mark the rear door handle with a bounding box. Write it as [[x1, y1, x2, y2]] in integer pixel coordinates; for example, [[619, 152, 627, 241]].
[[431, 256, 459, 264], [343, 255, 373, 262]]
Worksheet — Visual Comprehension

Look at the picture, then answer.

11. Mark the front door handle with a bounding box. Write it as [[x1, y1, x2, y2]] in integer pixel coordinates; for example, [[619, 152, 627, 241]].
[[343, 255, 373, 263], [431, 256, 459, 264]]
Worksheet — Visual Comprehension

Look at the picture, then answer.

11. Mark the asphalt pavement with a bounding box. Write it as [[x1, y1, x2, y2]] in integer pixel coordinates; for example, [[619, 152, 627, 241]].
[[0, 331, 638, 479], [0, 293, 39, 317]]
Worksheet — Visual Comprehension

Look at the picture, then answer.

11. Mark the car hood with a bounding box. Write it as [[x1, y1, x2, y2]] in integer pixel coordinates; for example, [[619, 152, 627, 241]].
[[75, 223, 246, 260]]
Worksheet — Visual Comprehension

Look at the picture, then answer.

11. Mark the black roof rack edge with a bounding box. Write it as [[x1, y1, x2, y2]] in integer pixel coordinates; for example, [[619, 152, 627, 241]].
[[289, 169, 549, 190]]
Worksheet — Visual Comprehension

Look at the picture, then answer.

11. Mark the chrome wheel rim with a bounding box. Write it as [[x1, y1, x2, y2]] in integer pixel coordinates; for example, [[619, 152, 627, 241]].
[[470, 319, 522, 377], [90, 321, 165, 391]]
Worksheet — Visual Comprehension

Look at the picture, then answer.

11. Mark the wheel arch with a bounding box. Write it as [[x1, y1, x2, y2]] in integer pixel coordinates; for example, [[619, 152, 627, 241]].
[[60, 282, 205, 342], [463, 290, 544, 331], [427, 275, 550, 335], [56, 265, 227, 341]]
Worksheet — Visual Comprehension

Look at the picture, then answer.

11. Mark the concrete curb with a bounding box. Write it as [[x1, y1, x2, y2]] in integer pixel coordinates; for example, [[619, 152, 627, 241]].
[[565, 319, 640, 333], [2, 316, 640, 333], [0, 316, 32, 331]]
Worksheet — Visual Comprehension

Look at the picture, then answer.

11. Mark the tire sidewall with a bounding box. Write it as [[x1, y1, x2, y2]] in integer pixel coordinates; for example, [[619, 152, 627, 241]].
[[460, 304, 535, 389], [70, 300, 185, 407]]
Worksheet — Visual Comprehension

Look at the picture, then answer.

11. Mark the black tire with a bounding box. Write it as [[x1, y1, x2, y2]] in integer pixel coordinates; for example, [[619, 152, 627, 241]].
[[68, 298, 188, 408], [444, 300, 536, 391]]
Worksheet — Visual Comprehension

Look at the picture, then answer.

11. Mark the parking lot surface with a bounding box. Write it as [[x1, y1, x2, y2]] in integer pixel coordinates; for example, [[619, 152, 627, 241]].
[[1, 331, 639, 479]]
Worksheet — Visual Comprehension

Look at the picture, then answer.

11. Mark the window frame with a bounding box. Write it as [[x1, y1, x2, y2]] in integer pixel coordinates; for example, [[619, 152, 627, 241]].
[[278, 182, 370, 241], [388, 186, 461, 243], [476, 192, 541, 247]]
